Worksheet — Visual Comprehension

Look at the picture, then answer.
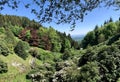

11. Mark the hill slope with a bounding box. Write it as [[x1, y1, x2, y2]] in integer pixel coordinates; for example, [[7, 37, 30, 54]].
[[0, 15, 120, 82], [0, 14, 78, 81], [81, 20, 120, 48]]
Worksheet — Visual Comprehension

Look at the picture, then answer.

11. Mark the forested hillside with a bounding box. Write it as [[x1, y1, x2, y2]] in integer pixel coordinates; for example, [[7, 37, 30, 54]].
[[0, 14, 79, 82], [81, 18, 120, 48], [0, 15, 120, 82], [0, 14, 79, 52]]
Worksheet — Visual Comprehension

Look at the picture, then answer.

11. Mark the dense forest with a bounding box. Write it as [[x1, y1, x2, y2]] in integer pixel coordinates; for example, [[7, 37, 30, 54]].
[[0, 14, 79, 51], [0, 14, 120, 82], [81, 18, 120, 49]]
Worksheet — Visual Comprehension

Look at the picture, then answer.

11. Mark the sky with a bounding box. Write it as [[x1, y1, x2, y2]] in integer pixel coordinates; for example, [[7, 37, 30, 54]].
[[0, 1, 120, 36]]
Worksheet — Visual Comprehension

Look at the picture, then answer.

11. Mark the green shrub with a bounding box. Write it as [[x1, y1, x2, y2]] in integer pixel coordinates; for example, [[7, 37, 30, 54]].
[[0, 40, 10, 56], [37, 51, 54, 62], [107, 33, 120, 45], [0, 27, 5, 34], [52, 42, 61, 52], [53, 52, 62, 62], [78, 44, 120, 82], [78, 62, 100, 82], [29, 47, 39, 57], [25, 30, 31, 39], [61, 49, 72, 60], [10, 25, 23, 36], [14, 40, 30, 59], [4, 28, 17, 51], [30, 48, 54, 63], [26, 70, 44, 81], [0, 59, 8, 73]]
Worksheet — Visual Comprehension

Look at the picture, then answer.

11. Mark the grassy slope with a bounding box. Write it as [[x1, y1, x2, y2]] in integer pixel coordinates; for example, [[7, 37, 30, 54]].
[[0, 33, 62, 82], [0, 42, 62, 82], [0, 53, 42, 82], [0, 27, 42, 82]]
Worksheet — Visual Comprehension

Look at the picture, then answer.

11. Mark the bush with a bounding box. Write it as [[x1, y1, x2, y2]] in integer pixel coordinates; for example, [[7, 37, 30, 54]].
[[25, 30, 31, 39], [30, 48, 54, 62], [61, 49, 72, 60], [14, 40, 30, 59], [52, 42, 62, 52], [78, 62, 100, 82], [0, 59, 8, 73], [107, 33, 120, 45], [0, 40, 10, 56], [78, 44, 120, 82], [26, 71, 44, 81], [0, 27, 5, 34], [10, 25, 23, 36], [4, 28, 17, 52], [37, 51, 54, 62], [53, 61, 78, 82], [29, 48, 40, 58]]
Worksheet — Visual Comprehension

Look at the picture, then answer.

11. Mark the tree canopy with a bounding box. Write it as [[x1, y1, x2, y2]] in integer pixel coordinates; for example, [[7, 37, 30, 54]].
[[0, 0, 120, 28]]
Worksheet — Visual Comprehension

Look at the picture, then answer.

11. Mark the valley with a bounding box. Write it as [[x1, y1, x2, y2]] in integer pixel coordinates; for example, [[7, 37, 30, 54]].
[[0, 14, 120, 82]]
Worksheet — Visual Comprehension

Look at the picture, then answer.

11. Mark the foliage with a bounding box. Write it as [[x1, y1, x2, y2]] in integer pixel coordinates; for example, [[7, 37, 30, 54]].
[[14, 40, 30, 59], [79, 40, 120, 82], [78, 62, 100, 82], [0, 14, 97, 82], [0, 14, 41, 28], [4, 28, 17, 51], [26, 68, 45, 81], [0, 59, 8, 73], [82, 31, 96, 48], [29, 47, 62, 64], [61, 49, 72, 60], [10, 25, 23, 36], [0, 27, 5, 34], [0, 15, 77, 52], [53, 60, 79, 82], [81, 20, 120, 48], [107, 33, 120, 45], [0, 27, 17, 55], [48, 27, 61, 52], [0, 40, 10, 56], [37, 26, 76, 52], [0, 0, 119, 28], [60, 38, 71, 53], [1, 14, 120, 82], [25, 30, 31, 40], [98, 33, 105, 43], [29, 47, 39, 58]]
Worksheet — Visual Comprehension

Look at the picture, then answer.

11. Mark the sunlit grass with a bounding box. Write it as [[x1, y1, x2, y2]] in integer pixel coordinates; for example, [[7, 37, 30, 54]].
[[0, 53, 42, 82]]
